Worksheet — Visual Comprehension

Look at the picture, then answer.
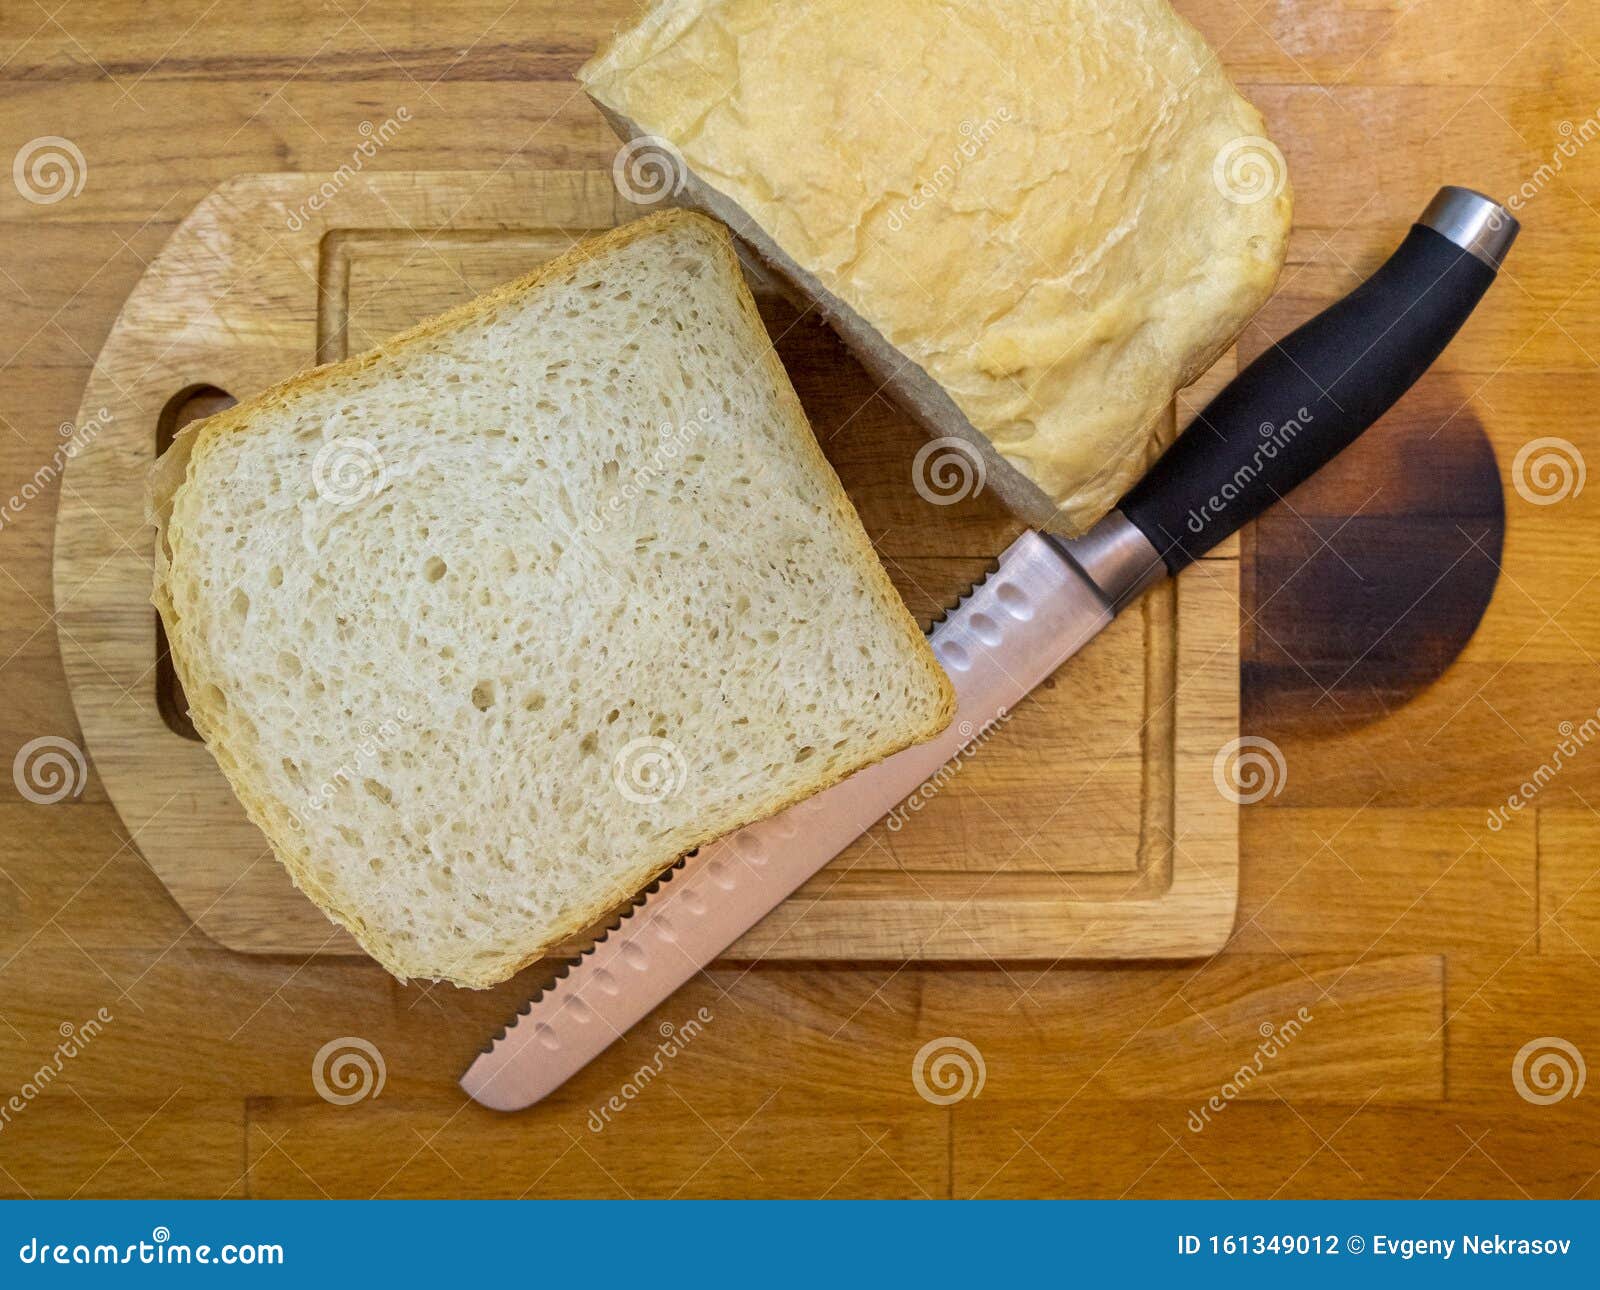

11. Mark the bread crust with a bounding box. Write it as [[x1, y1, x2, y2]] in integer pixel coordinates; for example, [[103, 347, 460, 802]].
[[149, 209, 954, 988]]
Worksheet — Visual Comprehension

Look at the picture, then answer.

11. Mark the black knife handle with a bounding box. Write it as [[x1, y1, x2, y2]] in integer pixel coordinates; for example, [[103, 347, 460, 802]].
[[1119, 186, 1517, 574]]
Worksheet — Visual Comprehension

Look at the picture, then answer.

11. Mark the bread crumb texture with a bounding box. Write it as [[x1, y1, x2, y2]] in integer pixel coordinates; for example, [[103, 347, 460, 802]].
[[581, 0, 1292, 533], [150, 210, 953, 987]]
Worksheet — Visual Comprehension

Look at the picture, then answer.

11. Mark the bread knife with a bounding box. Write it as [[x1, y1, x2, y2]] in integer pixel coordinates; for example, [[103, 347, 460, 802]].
[[462, 186, 1517, 1111]]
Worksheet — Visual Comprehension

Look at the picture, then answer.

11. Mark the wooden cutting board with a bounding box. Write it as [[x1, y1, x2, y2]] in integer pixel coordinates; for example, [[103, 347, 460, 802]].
[[52, 171, 1239, 963]]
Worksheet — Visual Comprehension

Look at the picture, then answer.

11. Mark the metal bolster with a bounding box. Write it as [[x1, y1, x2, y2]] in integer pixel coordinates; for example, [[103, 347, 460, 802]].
[[1048, 510, 1167, 614], [1418, 186, 1519, 271]]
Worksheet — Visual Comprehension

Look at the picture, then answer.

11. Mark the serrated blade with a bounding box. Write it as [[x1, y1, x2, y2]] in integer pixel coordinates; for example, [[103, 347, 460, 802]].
[[462, 529, 1117, 1111]]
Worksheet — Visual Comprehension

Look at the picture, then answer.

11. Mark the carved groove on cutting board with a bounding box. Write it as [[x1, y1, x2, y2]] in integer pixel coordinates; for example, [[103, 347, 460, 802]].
[[316, 227, 606, 363]]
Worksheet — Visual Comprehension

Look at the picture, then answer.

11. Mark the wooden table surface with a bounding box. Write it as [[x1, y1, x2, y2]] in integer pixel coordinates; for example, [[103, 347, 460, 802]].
[[3, 0, 1598, 1199]]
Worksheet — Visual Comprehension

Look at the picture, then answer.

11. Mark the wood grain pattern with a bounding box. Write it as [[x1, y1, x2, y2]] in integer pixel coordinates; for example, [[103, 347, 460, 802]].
[[51, 170, 1240, 963], [2, 0, 1596, 1199], [950, 1103, 1600, 1200]]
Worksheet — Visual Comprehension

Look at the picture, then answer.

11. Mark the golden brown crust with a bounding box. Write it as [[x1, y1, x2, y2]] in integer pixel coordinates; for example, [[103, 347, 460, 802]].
[[149, 208, 954, 989]]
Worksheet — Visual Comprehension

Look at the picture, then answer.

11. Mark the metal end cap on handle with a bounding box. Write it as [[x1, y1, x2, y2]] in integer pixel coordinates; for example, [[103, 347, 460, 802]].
[[1418, 186, 1519, 270]]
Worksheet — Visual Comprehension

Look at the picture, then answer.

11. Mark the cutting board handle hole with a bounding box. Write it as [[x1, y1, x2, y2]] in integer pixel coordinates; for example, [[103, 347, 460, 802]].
[[155, 383, 235, 454], [155, 384, 237, 741]]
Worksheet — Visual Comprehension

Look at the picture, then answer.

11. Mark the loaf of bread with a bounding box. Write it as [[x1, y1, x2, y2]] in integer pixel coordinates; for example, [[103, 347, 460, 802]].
[[148, 210, 954, 988], [581, 0, 1292, 534]]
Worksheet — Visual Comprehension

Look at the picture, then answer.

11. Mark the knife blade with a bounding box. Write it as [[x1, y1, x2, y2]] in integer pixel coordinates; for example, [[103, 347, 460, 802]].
[[461, 525, 1153, 1111], [463, 185, 1518, 1112]]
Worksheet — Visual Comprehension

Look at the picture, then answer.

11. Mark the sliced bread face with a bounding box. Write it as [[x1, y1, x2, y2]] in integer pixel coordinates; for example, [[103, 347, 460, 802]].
[[150, 210, 954, 988], [580, 0, 1292, 535]]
